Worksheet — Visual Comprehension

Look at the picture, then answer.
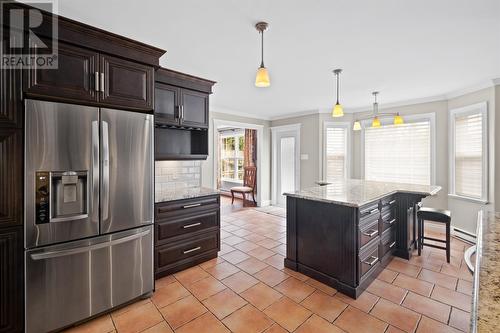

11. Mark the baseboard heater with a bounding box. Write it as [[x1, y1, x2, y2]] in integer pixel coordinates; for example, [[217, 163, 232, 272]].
[[452, 226, 476, 244]]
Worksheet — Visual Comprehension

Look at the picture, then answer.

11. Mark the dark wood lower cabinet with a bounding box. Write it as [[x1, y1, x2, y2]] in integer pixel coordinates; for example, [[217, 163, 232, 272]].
[[155, 195, 220, 279], [0, 227, 23, 333], [285, 192, 425, 299]]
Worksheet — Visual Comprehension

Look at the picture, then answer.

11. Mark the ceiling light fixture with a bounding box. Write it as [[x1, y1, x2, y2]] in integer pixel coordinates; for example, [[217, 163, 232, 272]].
[[352, 91, 404, 131], [331, 69, 344, 117], [255, 21, 270, 88]]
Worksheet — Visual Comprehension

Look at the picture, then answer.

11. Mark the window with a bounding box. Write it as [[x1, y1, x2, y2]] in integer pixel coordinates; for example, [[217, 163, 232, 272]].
[[363, 115, 433, 185], [449, 102, 488, 202], [220, 132, 244, 182], [323, 122, 349, 181]]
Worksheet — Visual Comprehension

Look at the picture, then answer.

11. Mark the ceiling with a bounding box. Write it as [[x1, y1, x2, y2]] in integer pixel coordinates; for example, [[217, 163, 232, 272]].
[[56, 0, 500, 119]]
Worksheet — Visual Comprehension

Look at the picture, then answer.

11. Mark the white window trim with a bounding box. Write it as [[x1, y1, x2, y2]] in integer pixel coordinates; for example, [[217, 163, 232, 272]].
[[360, 112, 436, 185], [322, 121, 351, 180], [220, 131, 244, 183], [448, 102, 488, 204]]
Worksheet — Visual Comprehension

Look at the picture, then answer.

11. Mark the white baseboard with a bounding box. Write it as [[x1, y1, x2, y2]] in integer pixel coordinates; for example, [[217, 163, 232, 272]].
[[452, 226, 476, 244], [259, 200, 272, 207]]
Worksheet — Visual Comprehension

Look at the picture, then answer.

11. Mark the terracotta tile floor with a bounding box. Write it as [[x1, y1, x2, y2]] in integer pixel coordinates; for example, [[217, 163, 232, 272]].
[[64, 197, 473, 333]]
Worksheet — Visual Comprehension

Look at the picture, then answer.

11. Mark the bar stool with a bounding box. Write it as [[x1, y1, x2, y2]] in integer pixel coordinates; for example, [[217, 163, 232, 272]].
[[417, 207, 452, 263]]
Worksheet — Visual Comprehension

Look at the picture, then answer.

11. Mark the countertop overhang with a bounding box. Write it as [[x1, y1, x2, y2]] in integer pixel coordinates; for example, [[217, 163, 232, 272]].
[[284, 179, 441, 207], [155, 187, 219, 203]]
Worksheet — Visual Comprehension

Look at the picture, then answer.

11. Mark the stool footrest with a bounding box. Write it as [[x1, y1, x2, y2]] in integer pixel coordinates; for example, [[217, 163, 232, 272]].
[[423, 236, 447, 243], [421, 242, 447, 251]]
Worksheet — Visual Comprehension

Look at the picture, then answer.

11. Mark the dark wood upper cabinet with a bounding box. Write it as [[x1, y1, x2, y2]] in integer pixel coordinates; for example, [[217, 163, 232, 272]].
[[180, 89, 208, 128], [100, 54, 154, 111], [0, 227, 23, 333], [25, 40, 99, 103], [24, 43, 156, 111], [155, 82, 181, 126]]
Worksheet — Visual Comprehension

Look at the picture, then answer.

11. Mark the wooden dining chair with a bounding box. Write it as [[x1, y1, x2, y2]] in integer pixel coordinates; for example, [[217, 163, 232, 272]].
[[230, 166, 257, 206]]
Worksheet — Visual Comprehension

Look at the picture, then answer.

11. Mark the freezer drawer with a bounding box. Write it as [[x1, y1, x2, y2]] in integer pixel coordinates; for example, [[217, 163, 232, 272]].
[[25, 226, 153, 333]]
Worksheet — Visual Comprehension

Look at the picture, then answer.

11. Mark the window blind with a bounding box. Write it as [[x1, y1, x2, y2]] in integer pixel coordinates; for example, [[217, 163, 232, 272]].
[[364, 121, 431, 185], [454, 112, 483, 198], [325, 126, 347, 181]]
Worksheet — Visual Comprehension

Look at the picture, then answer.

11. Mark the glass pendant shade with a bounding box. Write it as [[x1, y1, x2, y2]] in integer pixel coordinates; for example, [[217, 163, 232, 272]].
[[353, 121, 362, 131], [332, 103, 344, 117], [371, 116, 381, 128], [394, 113, 404, 125], [255, 66, 270, 87]]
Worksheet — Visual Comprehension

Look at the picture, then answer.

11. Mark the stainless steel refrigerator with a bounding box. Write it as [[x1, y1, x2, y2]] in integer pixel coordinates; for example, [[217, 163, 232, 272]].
[[24, 99, 154, 333]]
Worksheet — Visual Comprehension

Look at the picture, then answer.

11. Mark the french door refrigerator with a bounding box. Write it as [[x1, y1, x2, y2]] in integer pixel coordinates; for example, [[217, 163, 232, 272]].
[[24, 99, 154, 333]]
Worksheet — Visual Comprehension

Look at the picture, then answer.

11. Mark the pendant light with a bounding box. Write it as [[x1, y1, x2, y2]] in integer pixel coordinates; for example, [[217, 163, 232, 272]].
[[394, 113, 404, 125], [352, 91, 404, 130], [255, 22, 270, 87], [331, 69, 344, 117], [371, 92, 381, 128], [353, 120, 362, 131]]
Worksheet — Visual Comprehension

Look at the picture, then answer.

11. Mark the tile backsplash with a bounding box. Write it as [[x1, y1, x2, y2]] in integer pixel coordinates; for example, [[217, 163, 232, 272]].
[[155, 160, 201, 191]]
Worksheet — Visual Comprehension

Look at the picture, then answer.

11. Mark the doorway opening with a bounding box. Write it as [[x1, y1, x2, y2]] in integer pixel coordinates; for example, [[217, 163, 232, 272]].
[[271, 124, 301, 207]]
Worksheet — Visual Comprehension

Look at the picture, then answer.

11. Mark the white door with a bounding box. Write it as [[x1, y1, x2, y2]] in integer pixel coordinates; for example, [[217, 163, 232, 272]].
[[272, 125, 300, 207]]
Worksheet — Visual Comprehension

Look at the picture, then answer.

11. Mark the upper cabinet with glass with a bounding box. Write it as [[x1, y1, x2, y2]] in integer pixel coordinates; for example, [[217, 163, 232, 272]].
[[155, 68, 215, 128]]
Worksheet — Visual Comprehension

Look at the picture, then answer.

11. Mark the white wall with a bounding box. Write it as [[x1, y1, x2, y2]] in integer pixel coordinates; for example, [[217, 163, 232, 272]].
[[201, 111, 272, 205]]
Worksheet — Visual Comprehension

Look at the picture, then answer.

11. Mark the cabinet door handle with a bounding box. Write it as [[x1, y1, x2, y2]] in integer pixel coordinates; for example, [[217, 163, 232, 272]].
[[363, 256, 378, 266], [389, 200, 396, 205], [181, 105, 184, 119], [94, 72, 100, 91], [183, 222, 201, 229], [389, 241, 396, 248], [183, 203, 201, 209], [362, 229, 378, 237], [183, 246, 201, 254], [385, 218, 396, 225], [100, 72, 105, 93]]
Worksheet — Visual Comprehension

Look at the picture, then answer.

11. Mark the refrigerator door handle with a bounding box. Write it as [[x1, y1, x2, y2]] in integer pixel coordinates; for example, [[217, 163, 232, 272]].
[[30, 229, 151, 260], [101, 120, 110, 222], [91, 121, 99, 220]]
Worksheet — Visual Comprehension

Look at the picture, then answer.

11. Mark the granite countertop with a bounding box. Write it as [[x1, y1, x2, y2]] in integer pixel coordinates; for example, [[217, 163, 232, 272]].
[[155, 187, 219, 203], [284, 179, 441, 207], [471, 211, 500, 333]]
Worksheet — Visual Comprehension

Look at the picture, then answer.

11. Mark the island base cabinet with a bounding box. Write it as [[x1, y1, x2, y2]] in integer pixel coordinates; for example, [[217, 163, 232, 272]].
[[285, 192, 426, 299]]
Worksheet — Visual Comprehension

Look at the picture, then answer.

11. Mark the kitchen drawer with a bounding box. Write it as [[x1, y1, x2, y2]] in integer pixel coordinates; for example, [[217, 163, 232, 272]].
[[380, 210, 397, 233], [155, 195, 219, 220], [156, 210, 219, 244], [156, 231, 219, 271], [379, 228, 396, 258], [380, 196, 397, 211], [359, 201, 380, 226], [359, 218, 380, 249], [359, 241, 379, 279]]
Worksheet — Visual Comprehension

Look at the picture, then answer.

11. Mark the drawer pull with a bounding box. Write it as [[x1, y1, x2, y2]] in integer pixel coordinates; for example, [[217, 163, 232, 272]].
[[385, 218, 396, 225], [183, 246, 201, 254], [389, 241, 396, 248], [370, 208, 379, 215], [389, 200, 396, 205], [363, 256, 379, 266], [362, 229, 378, 237], [183, 203, 202, 209], [183, 222, 202, 229]]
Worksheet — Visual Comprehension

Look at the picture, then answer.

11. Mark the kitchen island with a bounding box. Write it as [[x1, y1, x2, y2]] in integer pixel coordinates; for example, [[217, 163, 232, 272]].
[[284, 179, 441, 298]]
